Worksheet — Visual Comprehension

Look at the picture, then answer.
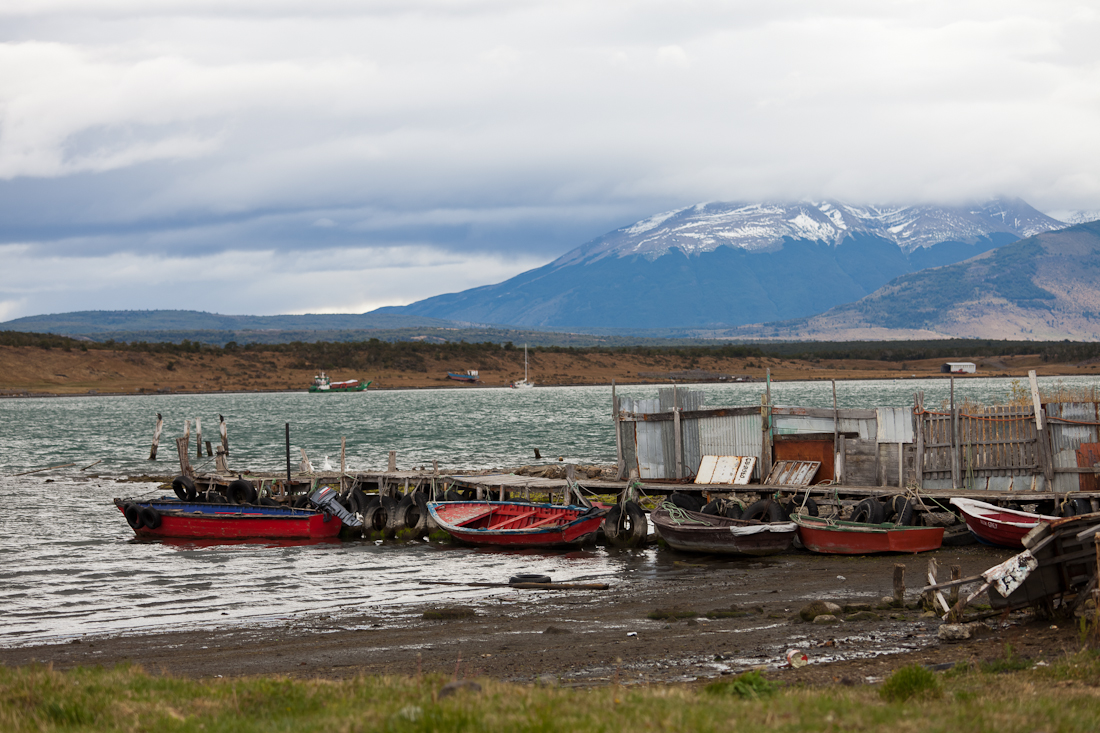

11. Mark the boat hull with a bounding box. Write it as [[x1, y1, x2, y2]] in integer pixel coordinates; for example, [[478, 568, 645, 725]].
[[950, 498, 1056, 549], [794, 516, 943, 554], [427, 501, 606, 548], [115, 499, 343, 540], [650, 505, 795, 556]]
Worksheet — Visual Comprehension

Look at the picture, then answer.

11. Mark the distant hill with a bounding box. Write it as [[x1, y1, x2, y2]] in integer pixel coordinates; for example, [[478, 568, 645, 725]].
[[377, 197, 1066, 329], [0, 310, 459, 334], [722, 221, 1100, 341]]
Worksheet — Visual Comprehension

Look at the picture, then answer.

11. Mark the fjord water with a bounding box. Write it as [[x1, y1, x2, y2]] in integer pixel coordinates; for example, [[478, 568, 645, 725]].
[[1, 376, 1094, 647]]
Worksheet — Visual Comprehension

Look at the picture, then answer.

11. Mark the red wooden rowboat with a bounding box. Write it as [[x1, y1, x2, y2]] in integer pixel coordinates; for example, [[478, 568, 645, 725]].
[[792, 515, 944, 554], [427, 501, 607, 548], [114, 498, 344, 540], [950, 497, 1057, 549]]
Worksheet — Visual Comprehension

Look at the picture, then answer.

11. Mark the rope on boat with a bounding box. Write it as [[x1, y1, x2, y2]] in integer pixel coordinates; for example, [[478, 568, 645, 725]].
[[660, 501, 708, 526]]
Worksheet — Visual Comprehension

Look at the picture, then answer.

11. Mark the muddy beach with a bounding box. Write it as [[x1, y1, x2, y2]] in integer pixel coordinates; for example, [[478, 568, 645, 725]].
[[4, 541, 1072, 687]]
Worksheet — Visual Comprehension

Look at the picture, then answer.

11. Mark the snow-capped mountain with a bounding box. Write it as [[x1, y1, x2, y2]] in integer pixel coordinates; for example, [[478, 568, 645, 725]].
[[1048, 209, 1100, 226], [379, 197, 1071, 330], [557, 197, 1064, 266]]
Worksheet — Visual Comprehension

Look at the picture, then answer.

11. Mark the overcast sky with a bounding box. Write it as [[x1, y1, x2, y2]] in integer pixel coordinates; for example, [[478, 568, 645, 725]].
[[2, 0, 1099, 321]]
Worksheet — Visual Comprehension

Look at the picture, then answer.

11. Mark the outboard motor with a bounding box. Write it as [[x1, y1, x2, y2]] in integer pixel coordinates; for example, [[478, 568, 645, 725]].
[[309, 486, 364, 528]]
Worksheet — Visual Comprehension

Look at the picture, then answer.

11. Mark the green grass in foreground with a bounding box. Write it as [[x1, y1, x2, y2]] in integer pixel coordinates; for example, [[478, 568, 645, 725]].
[[5, 651, 1100, 732]]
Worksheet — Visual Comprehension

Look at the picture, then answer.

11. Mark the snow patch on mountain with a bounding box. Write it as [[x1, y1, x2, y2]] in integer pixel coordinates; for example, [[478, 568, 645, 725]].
[[556, 197, 1067, 266]]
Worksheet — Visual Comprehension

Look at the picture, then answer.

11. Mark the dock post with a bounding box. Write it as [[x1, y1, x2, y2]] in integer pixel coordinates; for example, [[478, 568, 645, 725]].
[[340, 437, 347, 492], [388, 450, 397, 472], [914, 392, 925, 490], [285, 423, 292, 488], [205, 440, 213, 457], [832, 380, 839, 482], [219, 414, 229, 456], [215, 446, 228, 473], [673, 386, 683, 480], [148, 413, 163, 460], [950, 377, 960, 490], [948, 565, 961, 607], [613, 380, 625, 481], [176, 436, 193, 479], [898, 441, 904, 489], [761, 370, 773, 480], [1029, 370, 1054, 487], [184, 419, 191, 454], [893, 564, 906, 606], [195, 417, 203, 459]]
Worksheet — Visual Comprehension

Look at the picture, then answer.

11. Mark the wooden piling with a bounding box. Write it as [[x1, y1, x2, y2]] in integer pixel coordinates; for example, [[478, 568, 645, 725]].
[[215, 446, 228, 473], [205, 440, 213, 457], [340, 437, 347, 491], [176, 436, 193, 478], [893, 563, 906, 605], [950, 377, 959, 490], [832, 380, 839, 483], [948, 565, 961, 607], [285, 423, 292, 486], [184, 419, 191, 454], [613, 379, 625, 480], [149, 413, 163, 460], [388, 450, 397, 472], [195, 417, 203, 459]]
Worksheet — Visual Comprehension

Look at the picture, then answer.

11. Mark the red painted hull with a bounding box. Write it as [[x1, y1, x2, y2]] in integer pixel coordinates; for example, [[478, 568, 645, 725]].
[[794, 516, 943, 554], [117, 504, 342, 540], [427, 501, 607, 548], [950, 498, 1055, 549]]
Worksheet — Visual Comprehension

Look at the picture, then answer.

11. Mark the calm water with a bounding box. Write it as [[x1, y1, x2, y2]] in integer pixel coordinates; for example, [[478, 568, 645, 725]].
[[1, 376, 1095, 647]]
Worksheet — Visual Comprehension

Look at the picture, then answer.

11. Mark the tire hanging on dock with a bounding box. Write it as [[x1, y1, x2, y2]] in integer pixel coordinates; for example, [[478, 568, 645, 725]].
[[888, 495, 915, 526], [742, 499, 784, 523], [602, 501, 647, 548], [363, 495, 397, 536], [850, 498, 886, 524], [227, 478, 256, 505], [786, 497, 819, 519], [391, 492, 429, 536], [669, 492, 705, 512], [172, 475, 197, 502]]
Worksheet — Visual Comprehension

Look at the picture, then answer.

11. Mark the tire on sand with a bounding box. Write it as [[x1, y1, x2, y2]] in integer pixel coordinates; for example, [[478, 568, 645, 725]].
[[603, 501, 647, 548]]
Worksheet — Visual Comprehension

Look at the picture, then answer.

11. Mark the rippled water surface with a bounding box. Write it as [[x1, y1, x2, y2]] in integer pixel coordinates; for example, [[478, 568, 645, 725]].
[[2, 376, 1096, 646]]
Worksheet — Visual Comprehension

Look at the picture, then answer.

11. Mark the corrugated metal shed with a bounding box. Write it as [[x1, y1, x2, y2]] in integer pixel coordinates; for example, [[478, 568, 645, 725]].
[[1048, 402, 1100, 493], [698, 413, 763, 479]]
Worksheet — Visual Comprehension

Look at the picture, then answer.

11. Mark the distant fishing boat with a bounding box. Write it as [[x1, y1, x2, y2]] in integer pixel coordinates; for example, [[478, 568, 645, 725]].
[[510, 344, 535, 389], [309, 372, 370, 392], [447, 370, 480, 383]]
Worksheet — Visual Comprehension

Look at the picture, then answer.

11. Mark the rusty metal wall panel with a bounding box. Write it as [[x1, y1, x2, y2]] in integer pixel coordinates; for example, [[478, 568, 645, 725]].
[[876, 407, 915, 444], [698, 413, 763, 479], [1047, 403, 1099, 493]]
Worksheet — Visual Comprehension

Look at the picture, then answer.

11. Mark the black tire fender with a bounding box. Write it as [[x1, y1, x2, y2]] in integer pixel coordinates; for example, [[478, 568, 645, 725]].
[[393, 492, 429, 536], [788, 497, 819, 519], [890, 496, 915, 526], [123, 503, 142, 529], [364, 495, 398, 535], [701, 501, 722, 515], [227, 479, 255, 505], [444, 489, 461, 501], [139, 506, 161, 530], [669, 492, 704, 512], [603, 501, 647, 548], [509, 573, 551, 585], [851, 498, 886, 524], [721, 500, 744, 520], [172, 475, 197, 502], [742, 499, 785, 523]]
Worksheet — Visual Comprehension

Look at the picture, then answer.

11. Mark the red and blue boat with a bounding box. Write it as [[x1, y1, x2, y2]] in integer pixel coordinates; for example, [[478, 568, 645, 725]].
[[427, 501, 607, 548], [114, 486, 359, 540], [446, 370, 480, 383]]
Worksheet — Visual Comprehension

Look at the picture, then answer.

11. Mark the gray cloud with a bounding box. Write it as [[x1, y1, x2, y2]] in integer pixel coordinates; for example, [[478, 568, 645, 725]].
[[1, 1, 1099, 319]]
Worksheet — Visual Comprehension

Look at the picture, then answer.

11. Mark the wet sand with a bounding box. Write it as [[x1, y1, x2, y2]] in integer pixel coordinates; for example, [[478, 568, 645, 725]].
[[2, 543, 1074, 687]]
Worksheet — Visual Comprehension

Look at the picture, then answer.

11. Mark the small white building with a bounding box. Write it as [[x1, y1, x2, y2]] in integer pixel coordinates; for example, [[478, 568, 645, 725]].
[[941, 362, 977, 374]]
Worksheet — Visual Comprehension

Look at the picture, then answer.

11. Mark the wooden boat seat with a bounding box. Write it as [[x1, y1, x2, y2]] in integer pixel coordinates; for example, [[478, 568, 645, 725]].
[[487, 510, 540, 531], [454, 508, 499, 528], [523, 514, 566, 530]]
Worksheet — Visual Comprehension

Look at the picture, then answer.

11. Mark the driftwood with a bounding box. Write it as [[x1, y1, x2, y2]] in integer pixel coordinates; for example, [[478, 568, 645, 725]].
[[418, 580, 610, 590]]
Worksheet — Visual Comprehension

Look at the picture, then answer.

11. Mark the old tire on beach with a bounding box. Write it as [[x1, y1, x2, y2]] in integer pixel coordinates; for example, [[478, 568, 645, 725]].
[[227, 479, 255, 505], [669, 493, 705, 512], [393, 492, 429, 536], [123, 503, 143, 529], [139, 506, 161, 530], [171, 475, 197, 502], [889, 496, 915, 526], [742, 499, 784, 523], [851, 498, 886, 524], [603, 501, 647, 548], [509, 574, 551, 585]]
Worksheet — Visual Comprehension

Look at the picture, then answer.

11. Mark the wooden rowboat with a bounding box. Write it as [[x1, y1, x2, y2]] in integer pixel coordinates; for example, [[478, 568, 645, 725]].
[[427, 501, 607, 548], [649, 503, 797, 556], [950, 497, 1057, 549], [793, 515, 944, 554], [114, 498, 344, 540]]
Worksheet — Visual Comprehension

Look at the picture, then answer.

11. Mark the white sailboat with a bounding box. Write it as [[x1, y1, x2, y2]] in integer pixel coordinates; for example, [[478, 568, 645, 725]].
[[511, 344, 535, 389]]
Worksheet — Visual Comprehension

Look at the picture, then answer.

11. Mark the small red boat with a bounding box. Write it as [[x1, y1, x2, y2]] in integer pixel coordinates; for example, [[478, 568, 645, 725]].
[[427, 501, 607, 548], [793, 515, 944, 554], [950, 497, 1057, 549]]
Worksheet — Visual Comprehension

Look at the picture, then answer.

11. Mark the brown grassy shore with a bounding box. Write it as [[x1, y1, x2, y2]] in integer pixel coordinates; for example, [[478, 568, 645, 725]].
[[1, 344, 1096, 396]]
